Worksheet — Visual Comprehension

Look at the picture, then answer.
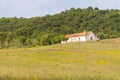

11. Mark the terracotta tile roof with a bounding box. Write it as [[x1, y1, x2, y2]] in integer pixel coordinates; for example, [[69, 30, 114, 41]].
[[65, 32, 91, 38]]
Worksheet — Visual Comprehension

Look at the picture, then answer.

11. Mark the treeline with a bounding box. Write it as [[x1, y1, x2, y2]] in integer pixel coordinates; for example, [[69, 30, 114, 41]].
[[0, 7, 120, 48]]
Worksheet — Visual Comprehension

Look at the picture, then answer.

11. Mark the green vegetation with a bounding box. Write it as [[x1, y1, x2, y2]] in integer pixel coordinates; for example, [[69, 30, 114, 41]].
[[0, 7, 120, 48], [0, 38, 120, 80]]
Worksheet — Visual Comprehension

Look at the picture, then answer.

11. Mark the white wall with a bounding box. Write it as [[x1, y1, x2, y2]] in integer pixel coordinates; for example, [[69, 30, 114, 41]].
[[67, 36, 87, 42], [67, 37, 79, 42], [66, 32, 98, 43], [80, 36, 87, 42], [86, 32, 97, 41]]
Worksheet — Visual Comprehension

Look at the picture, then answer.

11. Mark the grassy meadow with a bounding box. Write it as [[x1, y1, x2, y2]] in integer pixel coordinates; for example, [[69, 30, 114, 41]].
[[0, 38, 120, 80]]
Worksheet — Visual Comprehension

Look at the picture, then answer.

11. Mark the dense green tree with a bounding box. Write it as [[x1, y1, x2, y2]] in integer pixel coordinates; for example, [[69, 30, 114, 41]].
[[6, 32, 15, 47], [16, 27, 33, 37], [40, 34, 52, 45], [94, 7, 99, 10], [0, 32, 7, 48], [19, 36, 27, 45], [0, 7, 119, 48]]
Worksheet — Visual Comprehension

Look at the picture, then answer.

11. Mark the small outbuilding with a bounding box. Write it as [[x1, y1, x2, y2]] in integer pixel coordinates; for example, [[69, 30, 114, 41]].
[[62, 30, 99, 43]]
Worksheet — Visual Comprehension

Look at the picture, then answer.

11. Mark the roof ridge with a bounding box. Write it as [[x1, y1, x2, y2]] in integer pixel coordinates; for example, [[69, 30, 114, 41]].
[[65, 31, 92, 38]]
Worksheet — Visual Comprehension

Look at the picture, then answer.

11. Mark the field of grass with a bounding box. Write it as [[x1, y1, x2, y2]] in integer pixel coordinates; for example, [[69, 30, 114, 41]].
[[0, 38, 120, 80]]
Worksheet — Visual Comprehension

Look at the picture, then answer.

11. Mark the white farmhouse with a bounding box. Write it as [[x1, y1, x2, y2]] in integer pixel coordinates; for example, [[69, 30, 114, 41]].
[[62, 30, 99, 43]]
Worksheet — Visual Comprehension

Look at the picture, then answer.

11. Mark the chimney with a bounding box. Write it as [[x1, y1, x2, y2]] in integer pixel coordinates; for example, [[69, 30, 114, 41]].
[[83, 30, 86, 35]]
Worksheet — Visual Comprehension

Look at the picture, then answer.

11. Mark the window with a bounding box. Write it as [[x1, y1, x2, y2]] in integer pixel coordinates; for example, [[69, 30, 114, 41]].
[[71, 38, 73, 42], [90, 37, 93, 40], [79, 38, 80, 41], [74, 38, 76, 41]]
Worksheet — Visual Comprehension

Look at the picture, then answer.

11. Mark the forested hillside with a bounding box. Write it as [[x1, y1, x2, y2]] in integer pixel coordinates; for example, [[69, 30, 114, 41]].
[[0, 7, 120, 48]]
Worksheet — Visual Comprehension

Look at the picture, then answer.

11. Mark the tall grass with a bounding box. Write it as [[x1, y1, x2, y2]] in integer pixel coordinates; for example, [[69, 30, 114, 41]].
[[0, 39, 120, 80]]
